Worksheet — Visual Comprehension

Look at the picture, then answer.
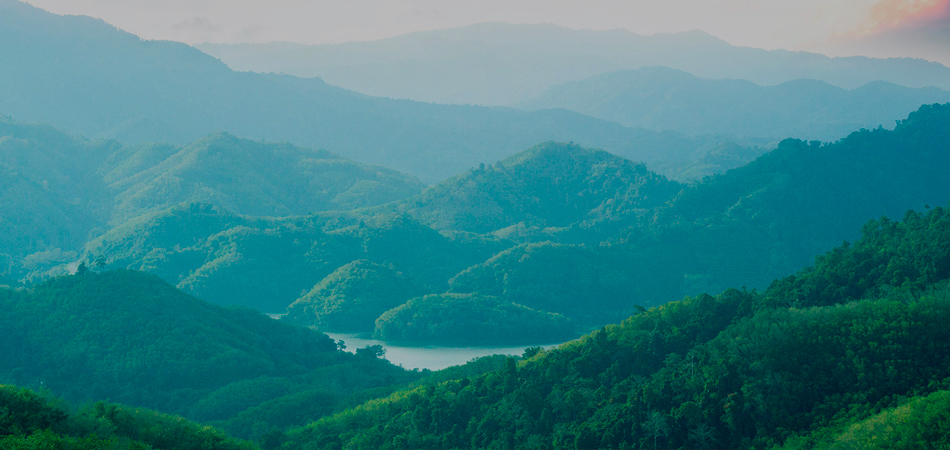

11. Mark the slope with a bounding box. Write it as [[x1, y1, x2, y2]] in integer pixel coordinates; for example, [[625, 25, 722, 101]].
[[281, 203, 950, 450], [521, 66, 950, 141], [450, 103, 950, 316], [0, 116, 117, 279], [381, 141, 683, 235], [0, 269, 423, 439], [102, 132, 425, 222], [0, 1, 744, 183], [198, 22, 950, 106]]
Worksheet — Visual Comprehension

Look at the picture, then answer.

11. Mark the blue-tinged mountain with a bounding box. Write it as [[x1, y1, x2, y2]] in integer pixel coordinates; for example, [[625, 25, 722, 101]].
[[520, 66, 950, 141], [445, 104, 950, 323], [90, 105, 950, 343], [102, 132, 425, 222], [0, 1, 749, 183], [379, 141, 683, 235], [198, 22, 950, 106], [0, 117, 117, 278], [0, 118, 426, 281]]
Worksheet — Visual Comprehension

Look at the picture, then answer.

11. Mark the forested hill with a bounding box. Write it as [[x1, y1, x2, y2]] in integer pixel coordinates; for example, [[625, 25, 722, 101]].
[[0, 0, 750, 182], [379, 142, 683, 234], [281, 204, 950, 450], [0, 119, 426, 281], [0, 384, 257, 449], [102, 132, 425, 222], [0, 269, 423, 438], [520, 66, 950, 141], [87, 105, 950, 344]]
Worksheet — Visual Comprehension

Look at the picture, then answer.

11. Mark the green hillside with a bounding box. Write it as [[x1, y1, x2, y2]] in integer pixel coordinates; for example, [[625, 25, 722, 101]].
[[0, 270, 423, 438], [0, 384, 257, 450], [520, 67, 950, 141], [87, 206, 509, 312], [0, 117, 116, 279], [0, 118, 427, 283], [0, 1, 751, 183], [89, 104, 950, 344], [382, 141, 682, 235], [279, 204, 950, 450], [103, 132, 425, 222]]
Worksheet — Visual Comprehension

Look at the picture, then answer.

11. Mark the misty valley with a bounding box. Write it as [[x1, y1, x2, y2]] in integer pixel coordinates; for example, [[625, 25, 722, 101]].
[[3, 0, 950, 449]]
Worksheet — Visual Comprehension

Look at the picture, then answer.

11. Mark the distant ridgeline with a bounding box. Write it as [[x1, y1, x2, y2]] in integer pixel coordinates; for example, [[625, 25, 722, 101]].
[[0, 0, 764, 183], [77, 103, 950, 346], [279, 202, 950, 450]]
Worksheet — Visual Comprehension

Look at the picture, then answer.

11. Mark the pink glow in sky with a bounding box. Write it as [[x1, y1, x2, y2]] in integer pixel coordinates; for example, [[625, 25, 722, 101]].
[[17, 0, 950, 65]]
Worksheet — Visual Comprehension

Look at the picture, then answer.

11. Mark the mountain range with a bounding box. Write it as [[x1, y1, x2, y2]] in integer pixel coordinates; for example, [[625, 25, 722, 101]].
[[520, 66, 950, 141], [0, 0, 754, 183], [198, 22, 950, 106]]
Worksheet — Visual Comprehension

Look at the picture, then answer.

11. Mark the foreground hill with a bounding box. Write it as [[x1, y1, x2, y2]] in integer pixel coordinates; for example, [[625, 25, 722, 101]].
[[0, 1, 747, 182], [281, 204, 950, 450], [0, 270, 423, 438], [521, 66, 950, 141], [0, 384, 256, 450], [198, 22, 950, 106]]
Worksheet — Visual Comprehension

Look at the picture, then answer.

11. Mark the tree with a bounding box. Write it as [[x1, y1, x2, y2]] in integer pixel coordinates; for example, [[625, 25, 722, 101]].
[[642, 411, 670, 450]]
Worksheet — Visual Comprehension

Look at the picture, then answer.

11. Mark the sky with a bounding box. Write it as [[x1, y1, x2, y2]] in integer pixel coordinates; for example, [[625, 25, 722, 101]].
[[19, 0, 950, 65]]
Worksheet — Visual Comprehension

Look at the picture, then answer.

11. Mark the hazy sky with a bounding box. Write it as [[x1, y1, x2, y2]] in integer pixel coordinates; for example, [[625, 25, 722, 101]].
[[20, 0, 950, 64]]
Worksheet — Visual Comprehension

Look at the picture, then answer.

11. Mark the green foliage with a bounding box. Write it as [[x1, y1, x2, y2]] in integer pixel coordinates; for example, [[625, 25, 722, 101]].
[[373, 293, 578, 346], [284, 260, 424, 333], [0, 384, 257, 450], [383, 141, 682, 234], [0, 270, 422, 439], [102, 132, 425, 222], [782, 390, 950, 450], [278, 205, 950, 449], [765, 206, 950, 309]]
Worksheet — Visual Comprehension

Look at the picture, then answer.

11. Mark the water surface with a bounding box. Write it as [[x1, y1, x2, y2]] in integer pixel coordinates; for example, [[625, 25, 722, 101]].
[[323, 332, 565, 371]]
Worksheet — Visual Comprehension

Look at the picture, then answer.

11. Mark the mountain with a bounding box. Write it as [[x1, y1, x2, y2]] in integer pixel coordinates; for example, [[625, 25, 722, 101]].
[[101, 132, 425, 222], [0, 269, 423, 439], [441, 103, 950, 328], [0, 1, 749, 183], [0, 118, 427, 281], [0, 117, 117, 278], [86, 207, 510, 312], [88, 104, 950, 342], [280, 204, 950, 450], [198, 22, 950, 106], [379, 141, 683, 235], [520, 66, 950, 141]]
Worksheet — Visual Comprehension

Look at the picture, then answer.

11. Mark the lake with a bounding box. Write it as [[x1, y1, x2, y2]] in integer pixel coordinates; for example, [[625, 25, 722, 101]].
[[323, 332, 566, 371]]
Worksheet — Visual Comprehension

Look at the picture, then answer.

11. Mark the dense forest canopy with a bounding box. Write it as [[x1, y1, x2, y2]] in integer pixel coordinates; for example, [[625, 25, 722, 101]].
[[278, 205, 950, 450]]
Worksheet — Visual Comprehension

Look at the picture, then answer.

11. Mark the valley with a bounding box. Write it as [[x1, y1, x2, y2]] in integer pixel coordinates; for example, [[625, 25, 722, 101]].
[[2, 0, 950, 448]]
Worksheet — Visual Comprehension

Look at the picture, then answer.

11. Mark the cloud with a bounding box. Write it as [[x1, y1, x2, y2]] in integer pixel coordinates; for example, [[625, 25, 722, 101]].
[[860, 0, 949, 35], [172, 16, 219, 32], [810, 0, 950, 66]]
